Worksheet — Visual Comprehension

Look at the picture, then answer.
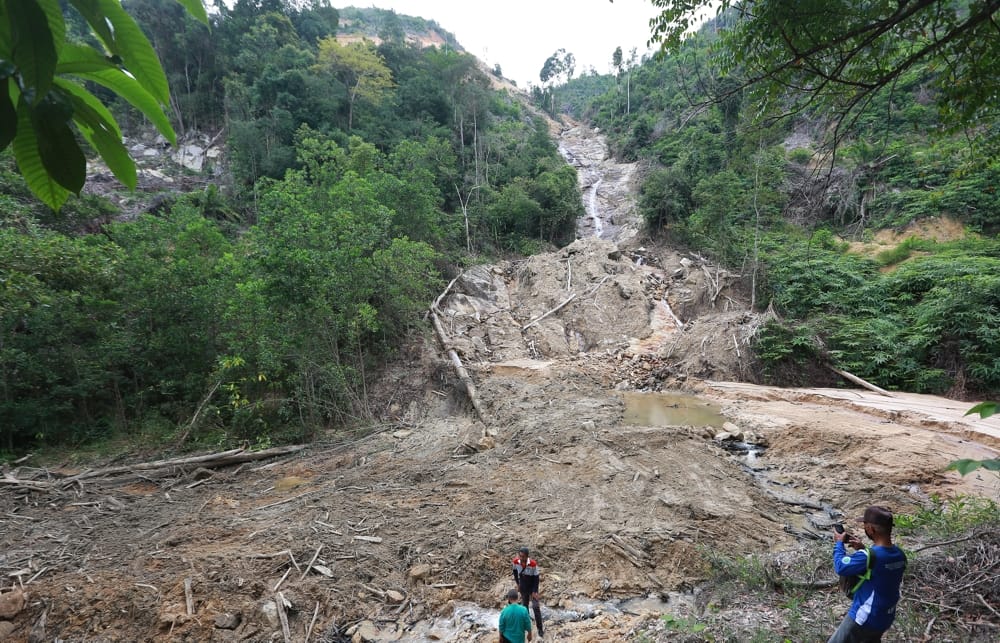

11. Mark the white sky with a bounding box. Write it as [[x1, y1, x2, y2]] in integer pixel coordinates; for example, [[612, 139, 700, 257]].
[[340, 1, 663, 88]]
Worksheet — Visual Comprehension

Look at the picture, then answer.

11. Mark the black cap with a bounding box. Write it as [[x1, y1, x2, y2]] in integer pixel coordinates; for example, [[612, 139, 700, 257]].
[[518, 546, 529, 554]]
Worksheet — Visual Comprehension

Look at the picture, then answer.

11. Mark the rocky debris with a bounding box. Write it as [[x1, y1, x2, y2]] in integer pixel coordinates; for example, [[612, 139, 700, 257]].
[[348, 620, 380, 642], [408, 564, 433, 584], [214, 612, 241, 629], [0, 589, 26, 619]]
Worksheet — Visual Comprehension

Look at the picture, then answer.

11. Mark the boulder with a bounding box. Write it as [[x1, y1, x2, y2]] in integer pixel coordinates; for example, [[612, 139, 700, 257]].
[[258, 600, 279, 627], [214, 612, 241, 630], [0, 589, 26, 619]]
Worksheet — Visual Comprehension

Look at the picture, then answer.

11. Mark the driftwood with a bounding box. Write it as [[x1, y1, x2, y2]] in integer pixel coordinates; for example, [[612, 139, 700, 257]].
[[61, 445, 306, 485], [825, 364, 894, 397]]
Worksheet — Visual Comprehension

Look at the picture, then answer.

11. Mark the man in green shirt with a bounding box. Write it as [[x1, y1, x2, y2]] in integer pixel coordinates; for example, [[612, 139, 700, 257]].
[[498, 588, 534, 643]]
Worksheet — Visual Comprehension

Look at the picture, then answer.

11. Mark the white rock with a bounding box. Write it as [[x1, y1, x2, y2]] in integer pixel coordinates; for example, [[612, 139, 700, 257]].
[[258, 600, 279, 627]]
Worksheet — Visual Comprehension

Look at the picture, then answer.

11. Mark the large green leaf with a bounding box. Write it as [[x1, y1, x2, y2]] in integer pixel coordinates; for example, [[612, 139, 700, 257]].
[[0, 9, 11, 59], [0, 76, 15, 150], [965, 401, 999, 419], [55, 79, 135, 190], [12, 98, 70, 210], [176, 0, 209, 25], [7, 0, 57, 102], [35, 0, 66, 58], [31, 95, 86, 193], [83, 0, 171, 105], [66, 0, 115, 52], [56, 43, 119, 74], [69, 68, 175, 144], [946, 458, 1000, 476]]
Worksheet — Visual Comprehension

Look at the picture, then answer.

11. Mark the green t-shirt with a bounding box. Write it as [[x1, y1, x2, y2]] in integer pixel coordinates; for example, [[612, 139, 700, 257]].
[[498, 602, 532, 643]]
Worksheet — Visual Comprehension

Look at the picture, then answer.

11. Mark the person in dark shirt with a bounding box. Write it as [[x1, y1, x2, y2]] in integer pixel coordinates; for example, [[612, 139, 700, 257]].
[[512, 546, 544, 638], [829, 505, 907, 643]]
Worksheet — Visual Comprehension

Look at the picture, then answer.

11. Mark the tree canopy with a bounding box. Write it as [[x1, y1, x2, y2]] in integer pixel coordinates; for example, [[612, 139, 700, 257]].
[[647, 0, 1000, 157]]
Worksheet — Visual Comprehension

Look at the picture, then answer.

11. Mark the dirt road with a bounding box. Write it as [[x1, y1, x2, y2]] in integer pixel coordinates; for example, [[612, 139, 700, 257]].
[[1, 124, 998, 643]]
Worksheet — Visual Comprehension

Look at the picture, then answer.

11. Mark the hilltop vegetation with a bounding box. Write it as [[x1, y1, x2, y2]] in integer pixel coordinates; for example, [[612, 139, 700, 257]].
[[556, 4, 1000, 399]]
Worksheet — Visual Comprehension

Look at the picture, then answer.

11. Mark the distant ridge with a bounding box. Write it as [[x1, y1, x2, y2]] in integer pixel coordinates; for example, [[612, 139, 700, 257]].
[[336, 6, 464, 51]]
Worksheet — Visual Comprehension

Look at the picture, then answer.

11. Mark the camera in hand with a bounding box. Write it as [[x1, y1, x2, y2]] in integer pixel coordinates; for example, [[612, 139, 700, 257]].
[[834, 523, 845, 533]]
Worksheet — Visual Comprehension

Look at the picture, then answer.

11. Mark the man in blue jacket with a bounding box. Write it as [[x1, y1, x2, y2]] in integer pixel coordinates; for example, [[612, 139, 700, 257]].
[[829, 505, 907, 642]]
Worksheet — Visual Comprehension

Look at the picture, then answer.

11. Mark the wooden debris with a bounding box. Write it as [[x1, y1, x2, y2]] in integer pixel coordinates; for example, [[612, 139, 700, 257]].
[[245, 550, 300, 571], [825, 364, 894, 397], [430, 306, 488, 425], [522, 293, 577, 330], [300, 544, 324, 580], [1, 467, 58, 492], [606, 534, 652, 568], [275, 592, 292, 643], [305, 602, 320, 643], [251, 489, 320, 512], [61, 445, 306, 485], [353, 535, 383, 543], [184, 577, 194, 616], [273, 568, 291, 591]]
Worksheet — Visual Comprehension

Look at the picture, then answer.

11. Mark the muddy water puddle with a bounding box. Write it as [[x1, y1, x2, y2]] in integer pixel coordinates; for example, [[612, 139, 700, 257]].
[[623, 391, 727, 428]]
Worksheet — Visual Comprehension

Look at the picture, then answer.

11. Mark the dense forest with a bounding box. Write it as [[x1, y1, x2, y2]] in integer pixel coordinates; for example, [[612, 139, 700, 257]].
[[0, 0, 582, 453], [1, 0, 998, 456]]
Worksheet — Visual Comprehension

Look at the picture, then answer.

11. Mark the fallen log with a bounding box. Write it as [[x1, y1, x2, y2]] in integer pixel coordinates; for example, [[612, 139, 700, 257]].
[[60, 445, 306, 485], [429, 306, 488, 426], [522, 293, 577, 330], [0, 472, 57, 492], [825, 364, 894, 397]]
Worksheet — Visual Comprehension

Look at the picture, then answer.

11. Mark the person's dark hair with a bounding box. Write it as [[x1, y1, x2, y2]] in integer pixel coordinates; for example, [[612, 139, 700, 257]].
[[860, 505, 894, 535], [518, 546, 529, 554], [506, 588, 520, 601]]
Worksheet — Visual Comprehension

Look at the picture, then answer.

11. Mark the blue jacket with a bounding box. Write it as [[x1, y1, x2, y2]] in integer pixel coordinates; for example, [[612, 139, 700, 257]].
[[833, 542, 907, 631]]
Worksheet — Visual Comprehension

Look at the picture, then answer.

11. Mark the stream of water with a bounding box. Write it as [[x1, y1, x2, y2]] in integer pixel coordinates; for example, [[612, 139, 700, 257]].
[[390, 593, 685, 641]]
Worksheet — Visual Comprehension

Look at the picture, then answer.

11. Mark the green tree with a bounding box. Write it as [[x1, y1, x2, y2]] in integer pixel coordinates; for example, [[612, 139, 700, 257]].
[[647, 0, 1000, 157], [315, 37, 394, 131], [0, 0, 208, 210]]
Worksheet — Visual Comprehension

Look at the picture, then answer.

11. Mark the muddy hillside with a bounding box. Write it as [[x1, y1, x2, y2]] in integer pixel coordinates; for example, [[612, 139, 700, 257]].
[[2, 124, 999, 643]]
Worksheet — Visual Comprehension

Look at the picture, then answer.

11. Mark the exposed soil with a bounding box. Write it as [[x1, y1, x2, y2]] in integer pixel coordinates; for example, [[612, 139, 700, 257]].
[[2, 124, 999, 643]]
